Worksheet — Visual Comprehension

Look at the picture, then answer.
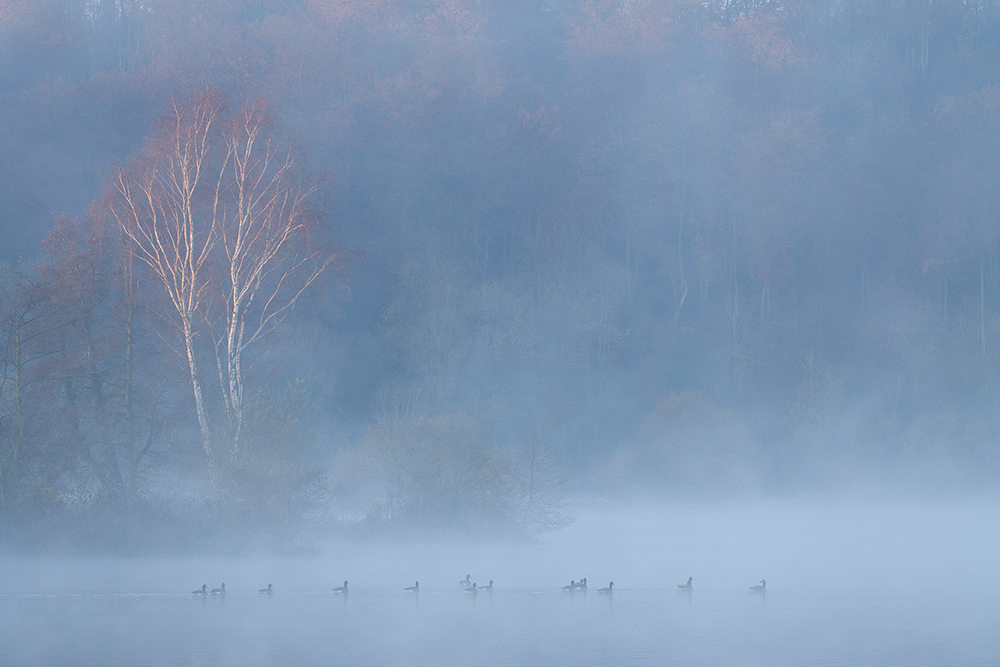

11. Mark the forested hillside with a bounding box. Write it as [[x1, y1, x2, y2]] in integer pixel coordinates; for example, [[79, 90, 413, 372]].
[[1, 0, 998, 550]]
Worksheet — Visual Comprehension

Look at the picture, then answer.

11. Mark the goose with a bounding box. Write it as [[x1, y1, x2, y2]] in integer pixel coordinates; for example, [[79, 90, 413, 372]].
[[678, 577, 693, 591], [460, 574, 472, 587], [259, 584, 274, 594], [598, 582, 614, 594], [193, 584, 207, 596], [465, 582, 478, 594], [333, 580, 348, 594], [404, 581, 420, 592], [750, 580, 766, 592], [575, 578, 587, 590], [210, 583, 226, 595], [561, 580, 577, 591], [481, 580, 494, 592]]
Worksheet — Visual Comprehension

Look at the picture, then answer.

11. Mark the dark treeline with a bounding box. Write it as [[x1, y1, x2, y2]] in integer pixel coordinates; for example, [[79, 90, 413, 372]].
[[0, 0, 998, 551]]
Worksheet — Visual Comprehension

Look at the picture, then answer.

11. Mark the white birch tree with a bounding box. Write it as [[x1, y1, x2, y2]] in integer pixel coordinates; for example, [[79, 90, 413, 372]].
[[110, 91, 223, 484], [109, 91, 339, 484], [216, 101, 338, 461]]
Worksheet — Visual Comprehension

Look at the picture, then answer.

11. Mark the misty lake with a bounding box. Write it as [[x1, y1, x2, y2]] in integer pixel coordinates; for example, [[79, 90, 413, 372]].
[[3, 501, 999, 666]]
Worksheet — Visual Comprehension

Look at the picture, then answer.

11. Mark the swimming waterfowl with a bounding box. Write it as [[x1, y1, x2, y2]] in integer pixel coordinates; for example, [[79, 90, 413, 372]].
[[333, 580, 348, 594], [259, 584, 274, 594], [466, 582, 478, 594], [193, 584, 207, 596], [598, 582, 614, 594], [678, 577, 693, 591], [211, 583, 226, 595], [574, 578, 587, 590], [460, 575, 471, 587], [562, 580, 577, 591], [404, 581, 420, 592], [481, 580, 494, 592], [750, 580, 766, 592]]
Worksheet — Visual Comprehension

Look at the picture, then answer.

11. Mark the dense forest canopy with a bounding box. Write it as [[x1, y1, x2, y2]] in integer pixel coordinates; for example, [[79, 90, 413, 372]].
[[1, 0, 999, 550]]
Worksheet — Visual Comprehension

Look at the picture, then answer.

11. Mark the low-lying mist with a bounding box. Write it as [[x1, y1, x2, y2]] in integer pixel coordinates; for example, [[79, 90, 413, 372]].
[[5, 500, 998, 666], [6, 498, 996, 594]]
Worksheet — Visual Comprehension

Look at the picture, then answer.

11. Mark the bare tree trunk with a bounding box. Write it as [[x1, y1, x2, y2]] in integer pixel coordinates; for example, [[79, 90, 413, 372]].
[[0, 273, 61, 508], [941, 268, 948, 322], [124, 306, 137, 500], [219, 101, 337, 460], [625, 224, 637, 309], [226, 300, 245, 460], [81, 315, 120, 493], [111, 91, 223, 488], [185, 325, 215, 483], [111, 94, 338, 482], [121, 236, 138, 501], [981, 253, 987, 360], [4, 325, 25, 508], [730, 279, 741, 397], [674, 214, 688, 322], [760, 280, 767, 328]]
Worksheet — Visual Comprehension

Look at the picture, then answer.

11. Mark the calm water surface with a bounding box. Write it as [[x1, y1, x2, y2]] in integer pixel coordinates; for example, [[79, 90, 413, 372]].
[[4, 501, 998, 666], [3, 584, 997, 666]]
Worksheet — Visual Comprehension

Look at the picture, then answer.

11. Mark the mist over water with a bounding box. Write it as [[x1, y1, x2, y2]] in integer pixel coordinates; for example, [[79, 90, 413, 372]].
[[2, 1, 1000, 664], [5, 500, 998, 666]]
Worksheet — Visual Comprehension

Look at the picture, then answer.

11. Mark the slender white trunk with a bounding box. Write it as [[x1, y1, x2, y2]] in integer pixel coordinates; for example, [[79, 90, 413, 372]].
[[227, 299, 244, 460], [124, 299, 137, 500], [184, 324, 214, 486]]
